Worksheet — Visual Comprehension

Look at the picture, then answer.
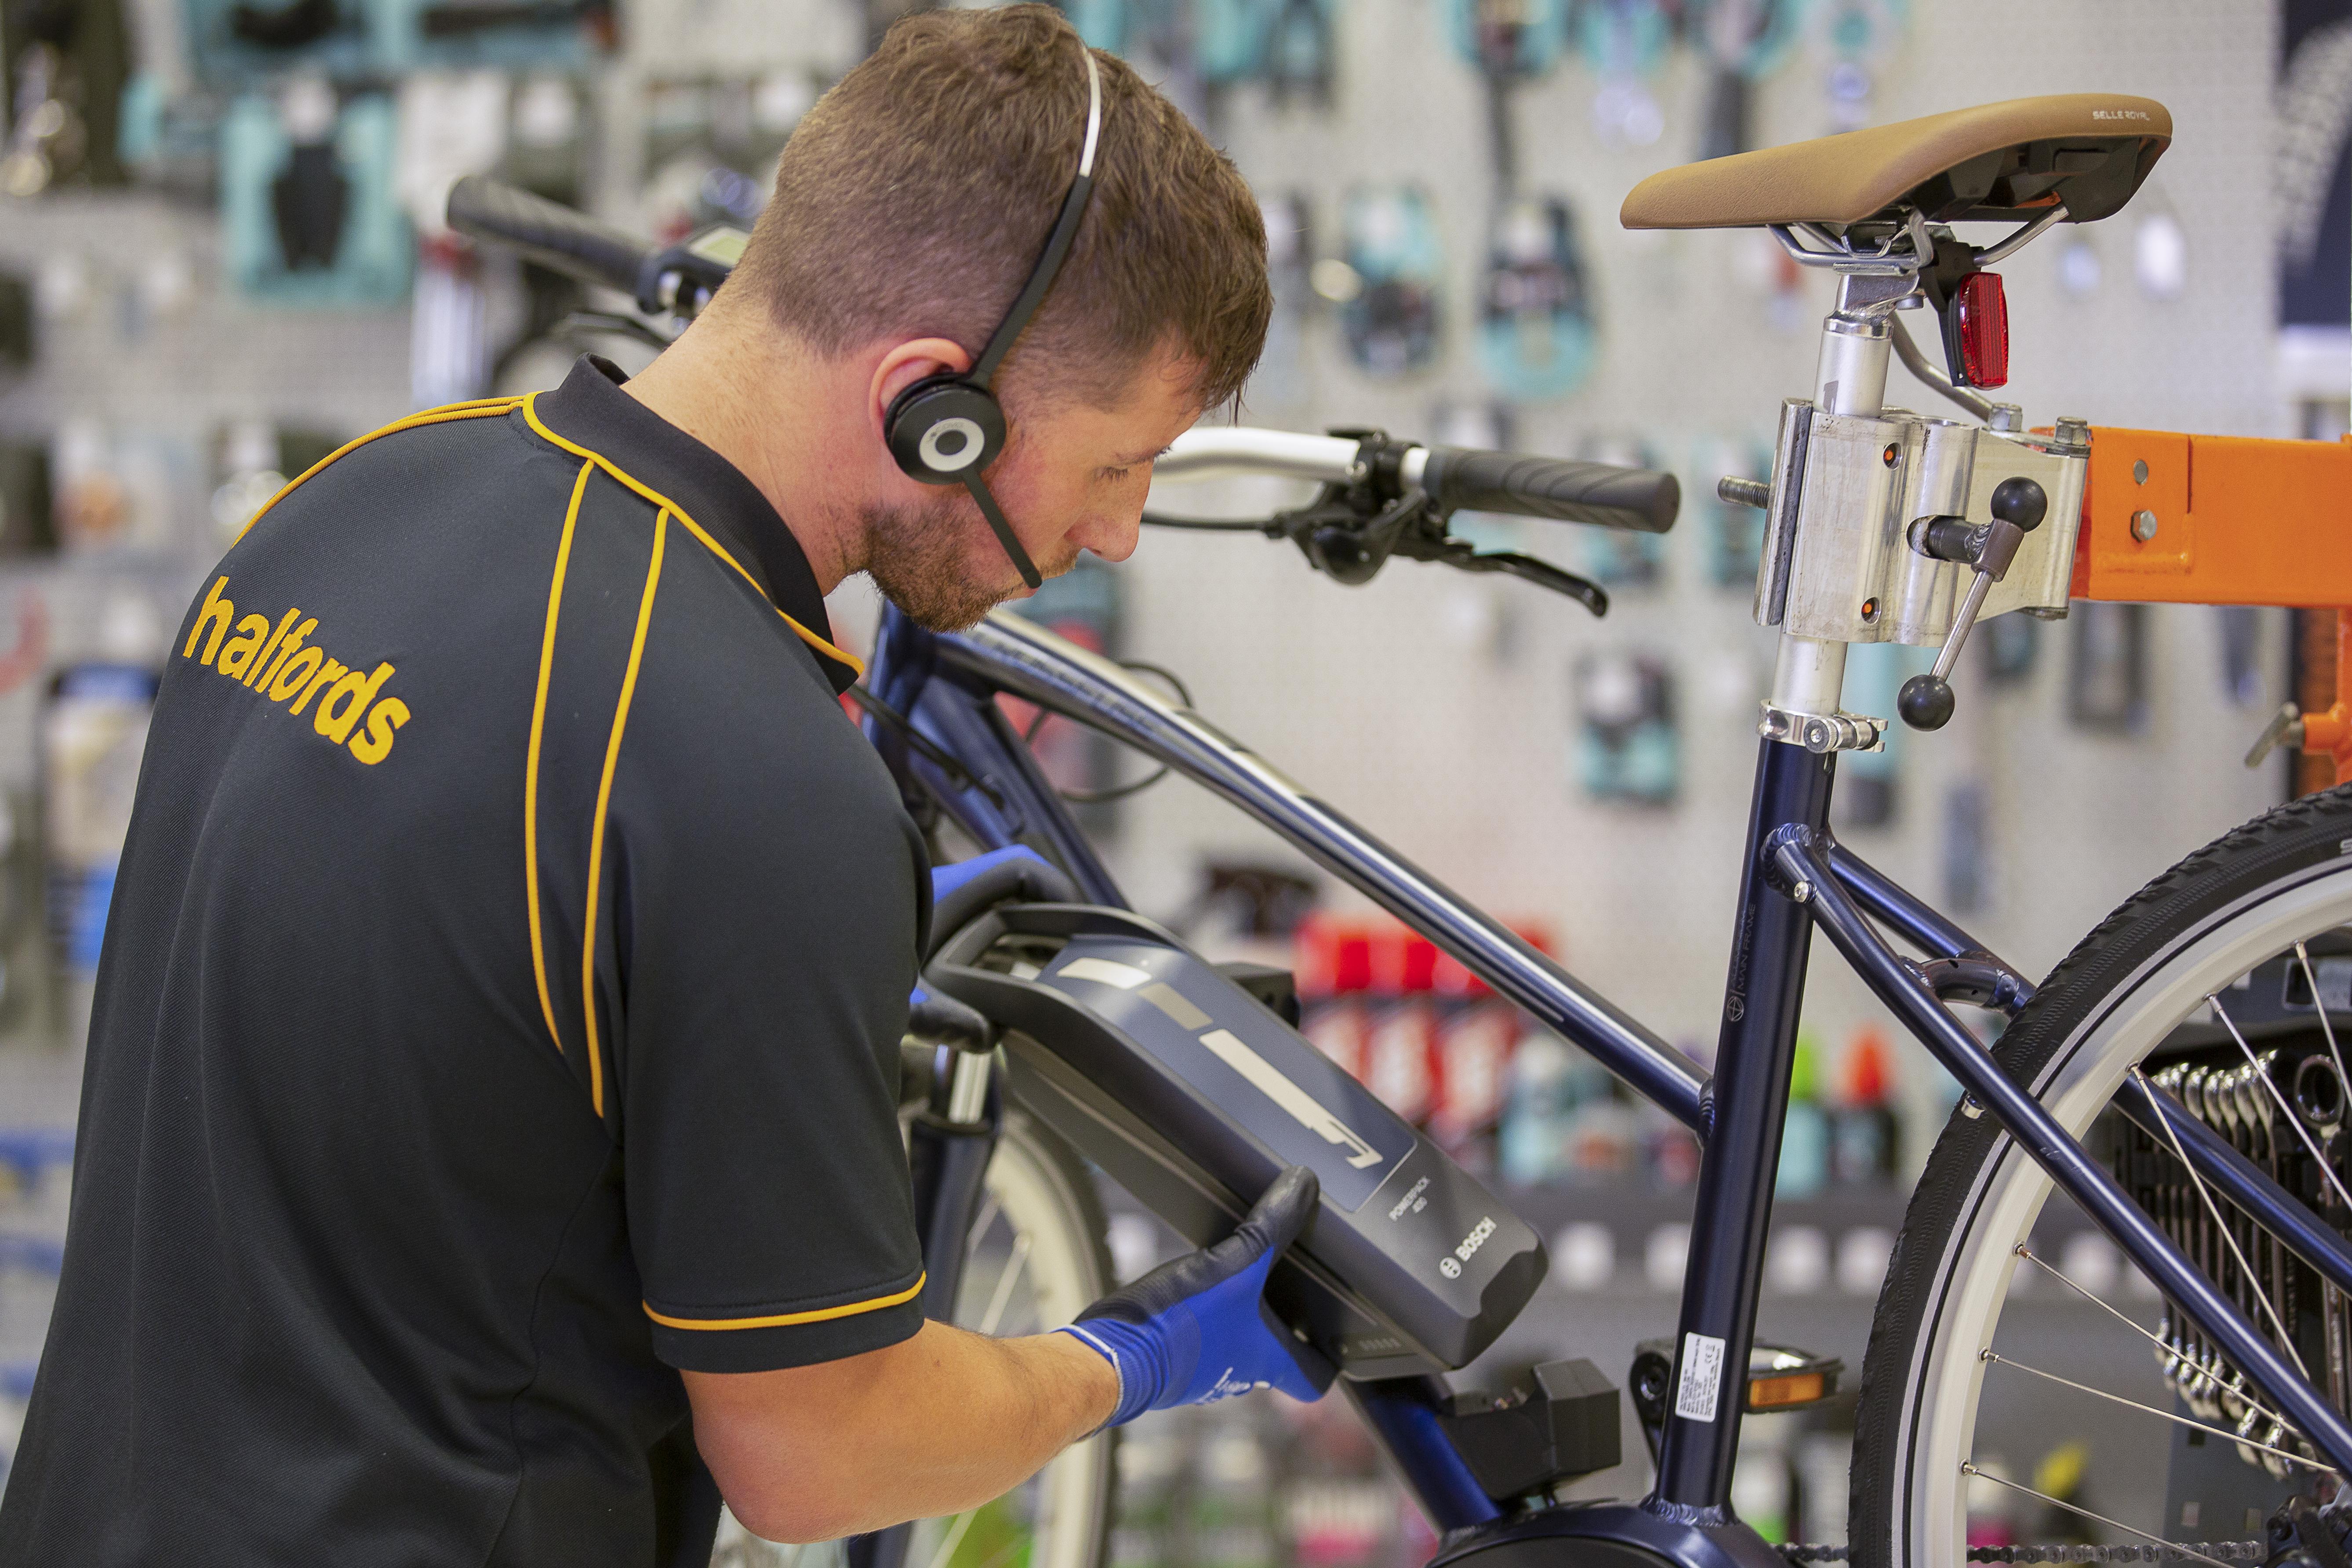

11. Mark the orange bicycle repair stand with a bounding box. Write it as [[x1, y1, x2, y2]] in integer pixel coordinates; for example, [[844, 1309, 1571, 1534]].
[[2073, 428, 2352, 789]]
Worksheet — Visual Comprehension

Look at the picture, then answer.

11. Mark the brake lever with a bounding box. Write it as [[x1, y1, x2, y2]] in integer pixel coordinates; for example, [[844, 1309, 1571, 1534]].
[[1410, 543, 1610, 617]]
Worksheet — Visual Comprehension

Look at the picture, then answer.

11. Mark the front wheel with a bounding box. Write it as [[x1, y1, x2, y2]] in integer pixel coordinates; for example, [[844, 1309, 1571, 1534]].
[[1852, 785, 2352, 1568], [714, 1110, 1117, 1568]]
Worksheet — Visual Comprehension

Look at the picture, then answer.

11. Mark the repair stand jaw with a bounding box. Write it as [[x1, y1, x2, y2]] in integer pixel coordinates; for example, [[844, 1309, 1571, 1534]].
[[1767, 826, 2352, 1480]]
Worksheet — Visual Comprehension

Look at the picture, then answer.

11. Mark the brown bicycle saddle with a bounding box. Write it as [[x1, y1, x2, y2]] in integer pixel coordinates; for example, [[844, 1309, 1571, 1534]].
[[1620, 93, 2171, 233]]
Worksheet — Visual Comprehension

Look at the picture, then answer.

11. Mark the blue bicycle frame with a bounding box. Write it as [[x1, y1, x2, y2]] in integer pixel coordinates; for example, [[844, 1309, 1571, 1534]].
[[863, 601, 2352, 1567]]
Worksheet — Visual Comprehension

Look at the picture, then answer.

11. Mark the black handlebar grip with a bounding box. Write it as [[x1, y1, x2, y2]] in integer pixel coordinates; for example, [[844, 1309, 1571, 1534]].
[[446, 175, 652, 298], [1421, 447, 1680, 534]]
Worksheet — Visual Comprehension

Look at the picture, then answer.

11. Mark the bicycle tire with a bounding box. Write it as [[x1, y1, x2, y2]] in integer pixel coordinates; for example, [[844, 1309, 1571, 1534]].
[[1851, 783, 2352, 1568], [712, 1110, 1117, 1568]]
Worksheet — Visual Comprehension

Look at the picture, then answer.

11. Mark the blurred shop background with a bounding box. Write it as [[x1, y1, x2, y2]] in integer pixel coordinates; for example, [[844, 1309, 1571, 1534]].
[[1, 0, 2348, 1556]]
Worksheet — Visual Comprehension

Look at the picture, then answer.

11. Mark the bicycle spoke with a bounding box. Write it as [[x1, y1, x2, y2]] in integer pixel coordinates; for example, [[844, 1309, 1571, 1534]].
[[975, 1232, 1032, 1339], [2295, 942, 2349, 1114], [1959, 1464, 2239, 1568], [966, 1197, 1003, 1256], [922, 1509, 980, 1568], [1978, 1350, 2329, 1473], [2013, 1245, 2295, 1434], [2129, 1066, 2312, 1379], [2209, 993, 2352, 1217]]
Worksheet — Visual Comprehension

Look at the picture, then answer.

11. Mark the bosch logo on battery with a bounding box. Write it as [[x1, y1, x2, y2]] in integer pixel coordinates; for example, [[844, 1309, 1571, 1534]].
[[1441, 1216, 1497, 1279]]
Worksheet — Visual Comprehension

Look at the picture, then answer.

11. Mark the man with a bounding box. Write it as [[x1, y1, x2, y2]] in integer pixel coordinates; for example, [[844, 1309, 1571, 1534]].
[[0, 9, 1328, 1563]]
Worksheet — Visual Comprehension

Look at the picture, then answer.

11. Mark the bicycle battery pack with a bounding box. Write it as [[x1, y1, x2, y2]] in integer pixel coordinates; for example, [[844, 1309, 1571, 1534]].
[[927, 903, 1546, 1379]]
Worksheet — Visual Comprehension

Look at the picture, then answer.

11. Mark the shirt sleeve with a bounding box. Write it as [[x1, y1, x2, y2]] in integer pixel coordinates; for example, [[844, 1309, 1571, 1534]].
[[608, 658, 931, 1375]]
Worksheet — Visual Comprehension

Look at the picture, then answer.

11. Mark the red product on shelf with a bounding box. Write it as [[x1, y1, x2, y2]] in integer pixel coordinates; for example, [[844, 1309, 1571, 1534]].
[[1294, 914, 1555, 1136]]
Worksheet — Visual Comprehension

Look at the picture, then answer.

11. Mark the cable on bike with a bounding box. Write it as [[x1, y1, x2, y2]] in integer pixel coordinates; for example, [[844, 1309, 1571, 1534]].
[[845, 684, 1010, 811], [1047, 659, 1193, 804], [1139, 510, 1281, 532]]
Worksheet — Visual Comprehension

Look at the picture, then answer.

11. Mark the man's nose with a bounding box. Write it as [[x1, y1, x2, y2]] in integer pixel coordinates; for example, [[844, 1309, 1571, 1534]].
[[1072, 507, 1141, 564]]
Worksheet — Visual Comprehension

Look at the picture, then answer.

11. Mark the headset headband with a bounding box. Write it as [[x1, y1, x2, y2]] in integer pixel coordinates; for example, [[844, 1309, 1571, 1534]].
[[967, 49, 1103, 392]]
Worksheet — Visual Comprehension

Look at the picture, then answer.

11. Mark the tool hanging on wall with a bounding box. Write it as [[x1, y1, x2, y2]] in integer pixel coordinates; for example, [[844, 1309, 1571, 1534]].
[[1477, 197, 1594, 402], [1573, 649, 1678, 805], [222, 76, 410, 303], [1686, 0, 1804, 160], [1444, 0, 1589, 403], [1572, 0, 1664, 149], [1807, 0, 1904, 134], [1333, 186, 1443, 376], [1261, 0, 1332, 105], [1443, 0, 1565, 187], [1, 0, 130, 193], [1250, 191, 1315, 411]]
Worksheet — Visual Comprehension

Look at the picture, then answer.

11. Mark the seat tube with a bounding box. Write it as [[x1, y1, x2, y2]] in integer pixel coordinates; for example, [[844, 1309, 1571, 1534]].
[[1652, 737, 1836, 1514], [1653, 295, 1877, 1515]]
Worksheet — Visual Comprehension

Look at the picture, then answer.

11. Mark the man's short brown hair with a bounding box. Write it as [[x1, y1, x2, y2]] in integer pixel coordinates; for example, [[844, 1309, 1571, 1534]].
[[731, 4, 1269, 409]]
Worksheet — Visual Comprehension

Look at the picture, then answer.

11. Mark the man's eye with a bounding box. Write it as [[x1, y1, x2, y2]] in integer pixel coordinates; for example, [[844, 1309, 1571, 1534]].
[[1100, 466, 1132, 483]]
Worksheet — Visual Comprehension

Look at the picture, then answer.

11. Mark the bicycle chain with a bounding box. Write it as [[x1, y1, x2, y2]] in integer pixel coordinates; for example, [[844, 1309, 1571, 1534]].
[[1778, 1544, 2269, 1563]]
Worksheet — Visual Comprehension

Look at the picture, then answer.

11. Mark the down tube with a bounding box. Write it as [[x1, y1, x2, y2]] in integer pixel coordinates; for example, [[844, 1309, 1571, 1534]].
[[934, 614, 1710, 1133]]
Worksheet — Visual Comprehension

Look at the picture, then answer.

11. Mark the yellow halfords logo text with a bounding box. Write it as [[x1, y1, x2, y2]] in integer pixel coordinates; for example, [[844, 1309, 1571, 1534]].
[[182, 575, 411, 765]]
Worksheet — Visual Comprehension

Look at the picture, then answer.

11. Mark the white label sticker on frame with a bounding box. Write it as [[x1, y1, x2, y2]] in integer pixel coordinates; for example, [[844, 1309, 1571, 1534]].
[[1675, 1332, 1726, 1422]]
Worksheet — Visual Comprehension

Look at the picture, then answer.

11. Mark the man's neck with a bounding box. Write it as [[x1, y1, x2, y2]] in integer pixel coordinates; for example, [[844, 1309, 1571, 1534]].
[[619, 310, 865, 594]]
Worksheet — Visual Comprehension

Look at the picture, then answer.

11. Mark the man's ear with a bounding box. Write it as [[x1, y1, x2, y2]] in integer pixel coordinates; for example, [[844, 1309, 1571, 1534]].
[[870, 339, 978, 436]]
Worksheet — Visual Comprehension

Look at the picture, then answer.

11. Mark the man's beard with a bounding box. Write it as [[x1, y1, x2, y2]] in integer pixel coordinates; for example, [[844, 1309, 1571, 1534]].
[[863, 492, 1078, 632]]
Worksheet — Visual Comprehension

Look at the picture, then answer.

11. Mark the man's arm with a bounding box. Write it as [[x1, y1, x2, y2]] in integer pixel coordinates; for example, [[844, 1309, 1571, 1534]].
[[687, 1323, 1115, 1543], [685, 1168, 1331, 1545]]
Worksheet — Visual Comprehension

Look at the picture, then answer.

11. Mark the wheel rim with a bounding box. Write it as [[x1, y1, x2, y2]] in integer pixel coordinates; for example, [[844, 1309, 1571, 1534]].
[[907, 1118, 1112, 1568], [1890, 861, 2352, 1568]]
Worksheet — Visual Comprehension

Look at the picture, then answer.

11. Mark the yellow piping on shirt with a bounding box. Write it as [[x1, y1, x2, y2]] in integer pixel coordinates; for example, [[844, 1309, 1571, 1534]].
[[519, 393, 865, 680], [524, 460, 596, 1062], [578, 509, 667, 1120], [233, 399, 527, 545], [643, 1273, 927, 1331]]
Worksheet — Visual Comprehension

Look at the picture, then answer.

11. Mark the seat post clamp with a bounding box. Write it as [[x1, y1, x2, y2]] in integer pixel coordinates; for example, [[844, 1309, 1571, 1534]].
[[1759, 701, 1887, 755]]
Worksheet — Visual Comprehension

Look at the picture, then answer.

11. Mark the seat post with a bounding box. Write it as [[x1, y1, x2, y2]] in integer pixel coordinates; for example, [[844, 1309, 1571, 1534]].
[[1768, 280, 1893, 717]]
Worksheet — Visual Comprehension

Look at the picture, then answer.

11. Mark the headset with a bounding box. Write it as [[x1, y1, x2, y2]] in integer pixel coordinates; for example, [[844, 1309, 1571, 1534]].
[[882, 47, 1105, 592]]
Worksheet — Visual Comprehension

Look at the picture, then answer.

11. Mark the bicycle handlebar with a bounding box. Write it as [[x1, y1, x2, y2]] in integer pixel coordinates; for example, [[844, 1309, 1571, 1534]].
[[447, 175, 651, 298], [1419, 447, 1679, 534], [443, 176, 1679, 538], [1157, 429, 1678, 534]]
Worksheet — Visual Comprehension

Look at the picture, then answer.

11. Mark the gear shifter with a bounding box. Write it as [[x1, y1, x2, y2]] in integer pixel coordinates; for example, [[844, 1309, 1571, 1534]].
[[1898, 475, 2048, 731]]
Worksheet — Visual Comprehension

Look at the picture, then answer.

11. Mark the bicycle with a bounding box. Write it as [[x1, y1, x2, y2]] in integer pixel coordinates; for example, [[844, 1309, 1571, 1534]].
[[451, 87, 2352, 1568]]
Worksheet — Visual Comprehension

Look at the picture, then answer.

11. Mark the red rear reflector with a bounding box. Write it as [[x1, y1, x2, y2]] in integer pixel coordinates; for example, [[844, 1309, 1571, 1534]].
[[1954, 271, 2009, 388]]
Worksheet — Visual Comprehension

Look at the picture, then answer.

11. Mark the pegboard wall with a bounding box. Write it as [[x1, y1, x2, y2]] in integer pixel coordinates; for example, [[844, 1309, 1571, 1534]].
[[0, 0, 2310, 1137], [976, 0, 2299, 1131]]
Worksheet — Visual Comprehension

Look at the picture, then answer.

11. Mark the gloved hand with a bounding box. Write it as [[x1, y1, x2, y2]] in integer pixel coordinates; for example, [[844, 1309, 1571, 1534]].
[[929, 844, 1058, 906], [1057, 1167, 1334, 1427]]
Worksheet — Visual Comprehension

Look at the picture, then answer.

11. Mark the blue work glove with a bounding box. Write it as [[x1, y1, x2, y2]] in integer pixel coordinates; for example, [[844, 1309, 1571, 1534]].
[[929, 844, 1057, 907], [1058, 1167, 1333, 1426]]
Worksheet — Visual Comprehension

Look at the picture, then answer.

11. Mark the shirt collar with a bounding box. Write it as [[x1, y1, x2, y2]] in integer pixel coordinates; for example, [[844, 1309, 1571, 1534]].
[[530, 356, 861, 694]]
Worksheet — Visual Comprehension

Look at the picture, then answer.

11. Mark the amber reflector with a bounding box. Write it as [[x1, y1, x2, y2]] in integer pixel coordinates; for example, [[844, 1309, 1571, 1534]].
[[1748, 1372, 1826, 1409]]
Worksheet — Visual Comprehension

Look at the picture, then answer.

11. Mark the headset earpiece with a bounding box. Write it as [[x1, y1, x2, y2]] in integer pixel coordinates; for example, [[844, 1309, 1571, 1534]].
[[876, 43, 1102, 594], [886, 377, 1008, 484]]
